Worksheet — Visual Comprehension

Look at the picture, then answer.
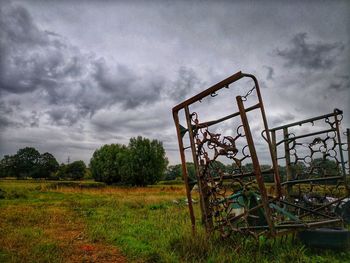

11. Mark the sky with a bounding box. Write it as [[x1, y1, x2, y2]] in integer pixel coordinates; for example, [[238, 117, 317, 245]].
[[0, 0, 349, 165]]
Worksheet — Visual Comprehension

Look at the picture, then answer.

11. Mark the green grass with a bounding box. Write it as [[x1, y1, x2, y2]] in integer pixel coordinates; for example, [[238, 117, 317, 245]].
[[0, 179, 349, 262]]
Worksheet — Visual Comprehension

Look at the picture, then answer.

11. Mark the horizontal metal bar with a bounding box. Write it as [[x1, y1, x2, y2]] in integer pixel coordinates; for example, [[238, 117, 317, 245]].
[[212, 168, 274, 181], [237, 219, 341, 230], [280, 200, 335, 219], [275, 128, 336, 146], [269, 109, 343, 132], [172, 71, 243, 113], [196, 103, 261, 129], [300, 195, 349, 219], [281, 176, 343, 186]]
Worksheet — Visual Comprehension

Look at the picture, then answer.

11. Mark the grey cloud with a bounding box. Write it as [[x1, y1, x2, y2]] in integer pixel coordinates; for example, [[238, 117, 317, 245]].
[[0, 101, 23, 130], [0, 4, 48, 46], [170, 67, 202, 101], [263, 66, 274, 80], [0, 115, 22, 130], [276, 33, 344, 70], [46, 107, 82, 126], [269, 113, 296, 128], [0, 3, 167, 128], [329, 75, 350, 91], [93, 59, 164, 110]]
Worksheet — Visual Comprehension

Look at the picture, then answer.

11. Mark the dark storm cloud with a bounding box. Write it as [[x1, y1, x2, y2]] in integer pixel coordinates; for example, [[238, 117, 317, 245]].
[[93, 59, 164, 110], [276, 33, 345, 70], [0, 3, 167, 128], [0, 4, 54, 94]]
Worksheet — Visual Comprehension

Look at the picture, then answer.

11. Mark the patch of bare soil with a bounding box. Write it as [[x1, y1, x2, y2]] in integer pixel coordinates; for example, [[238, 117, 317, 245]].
[[45, 208, 126, 263]]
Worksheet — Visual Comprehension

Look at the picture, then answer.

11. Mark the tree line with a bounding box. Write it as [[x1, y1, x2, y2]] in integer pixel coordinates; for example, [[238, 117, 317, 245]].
[[0, 136, 169, 186], [165, 159, 340, 183], [0, 147, 87, 180]]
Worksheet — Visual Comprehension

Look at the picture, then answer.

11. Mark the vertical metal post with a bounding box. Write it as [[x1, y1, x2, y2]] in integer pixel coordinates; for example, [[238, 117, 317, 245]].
[[184, 106, 213, 231], [249, 74, 282, 197], [334, 111, 346, 178], [173, 111, 196, 233], [346, 128, 350, 192], [271, 130, 278, 196], [251, 75, 282, 198], [271, 130, 277, 160], [236, 95, 275, 236], [283, 128, 292, 197], [347, 129, 350, 172]]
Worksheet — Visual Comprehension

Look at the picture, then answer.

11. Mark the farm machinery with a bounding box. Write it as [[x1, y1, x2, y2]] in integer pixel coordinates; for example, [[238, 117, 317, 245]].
[[172, 71, 350, 247]]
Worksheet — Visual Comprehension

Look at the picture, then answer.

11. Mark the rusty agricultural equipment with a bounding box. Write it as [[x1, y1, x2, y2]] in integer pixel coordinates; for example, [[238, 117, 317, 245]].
[[172, 71, 350, 240]]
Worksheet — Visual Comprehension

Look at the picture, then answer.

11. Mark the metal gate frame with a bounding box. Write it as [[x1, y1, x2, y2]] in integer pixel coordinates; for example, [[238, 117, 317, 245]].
[[172, 71, 349, 238]]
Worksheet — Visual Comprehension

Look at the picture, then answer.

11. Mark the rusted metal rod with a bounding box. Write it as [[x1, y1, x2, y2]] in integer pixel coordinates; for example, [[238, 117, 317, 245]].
[[172, 71, 243, 113], [172, 111, 196, 233], [269, 109, 343, 132], [281, 175, 344, 185], [275, 128, 336, 147]]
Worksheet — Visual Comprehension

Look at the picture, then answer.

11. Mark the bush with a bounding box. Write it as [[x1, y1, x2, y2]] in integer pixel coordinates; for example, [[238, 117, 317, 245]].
[[122, 136, 168, 186], [56, 161, 87, 180], [89, 136, 168, 186], [90, 144, 127, 184]]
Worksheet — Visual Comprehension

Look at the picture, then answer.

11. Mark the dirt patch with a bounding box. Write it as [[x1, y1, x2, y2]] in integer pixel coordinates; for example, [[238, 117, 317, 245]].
[[44, 208, 126, 263]]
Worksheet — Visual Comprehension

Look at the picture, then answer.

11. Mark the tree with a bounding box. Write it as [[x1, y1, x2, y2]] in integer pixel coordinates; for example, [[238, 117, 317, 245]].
[[310, 158, 340, 177], [56, 163, 67, 179], [0, 155, 15, 178], [123, 136, 168, 186], [65, 161, 86, 180], [208, 160, 226, 177], [0, 148, 61, 179], [35, 152, 59, 179], [90, 144, 127, 184], [13, 147, 41, 179], [164, 164, 182, 180]]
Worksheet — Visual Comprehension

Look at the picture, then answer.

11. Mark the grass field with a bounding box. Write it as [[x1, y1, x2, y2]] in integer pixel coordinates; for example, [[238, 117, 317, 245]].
[[0, 179, 349, 263]]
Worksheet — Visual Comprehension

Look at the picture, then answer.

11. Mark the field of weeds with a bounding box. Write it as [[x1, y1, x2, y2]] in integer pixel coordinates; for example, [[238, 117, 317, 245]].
[[0, 179, 349, 263]]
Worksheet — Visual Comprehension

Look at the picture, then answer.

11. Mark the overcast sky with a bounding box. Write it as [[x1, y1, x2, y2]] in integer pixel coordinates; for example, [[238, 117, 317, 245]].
[[0, 0, 349, 165]]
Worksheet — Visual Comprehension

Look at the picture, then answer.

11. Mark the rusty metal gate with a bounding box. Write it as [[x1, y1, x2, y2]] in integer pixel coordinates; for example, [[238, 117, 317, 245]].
[[270, 110, 349, 225], [172, 71, 349, 239]]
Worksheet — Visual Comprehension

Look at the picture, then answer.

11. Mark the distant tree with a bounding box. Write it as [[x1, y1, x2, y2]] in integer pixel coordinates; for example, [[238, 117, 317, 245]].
[[260, 164, 274, 183], [208, 160, 226, 177], [164, 164, 182, 180], [278, 165, 287, 181], [310, 158, 340, 177], [90, 144, 127, 184], [0, 155, 15, 178], [0, 148, 61, 179], [291, 161, 307, 179], [13, 147, 41, 179], [35, 152, 59, 179], [56, 163, 67, 179], [84, 168, 93, 179], [242, 163, 254, 173], [65, 160, 86, 180], [122, 136, 168, 186], [225, 163, 240, 174]]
